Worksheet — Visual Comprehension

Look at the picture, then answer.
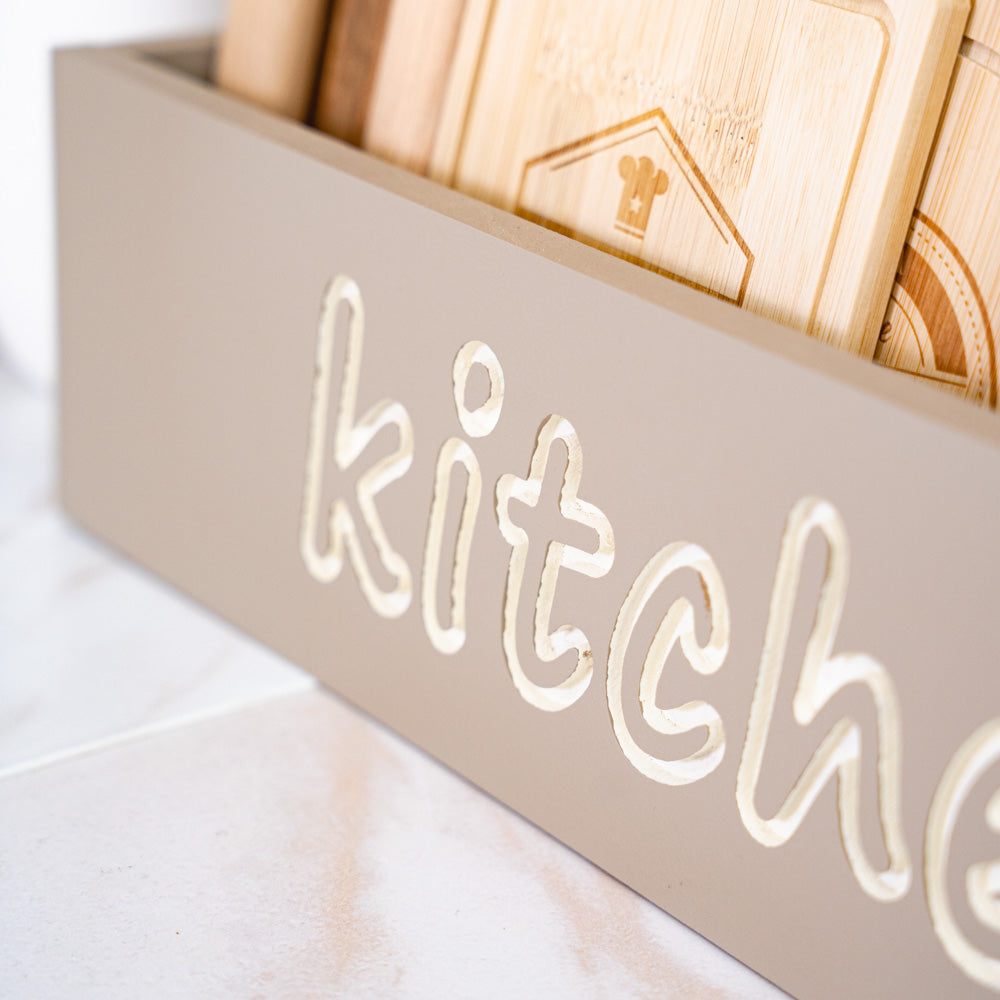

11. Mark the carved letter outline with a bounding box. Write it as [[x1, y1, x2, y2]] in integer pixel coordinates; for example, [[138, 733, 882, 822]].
[[736, 496, 911, 902], [926, 719, 1000, 991], [608, 541, 731, 785], [300, 275, 414, 618], [421, 340, 505, 654], [495, 415, 614, 712]]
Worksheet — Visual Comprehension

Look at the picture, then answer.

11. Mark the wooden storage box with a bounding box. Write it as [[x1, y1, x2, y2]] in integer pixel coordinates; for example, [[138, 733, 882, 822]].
[[56, 39, 1000, 999]]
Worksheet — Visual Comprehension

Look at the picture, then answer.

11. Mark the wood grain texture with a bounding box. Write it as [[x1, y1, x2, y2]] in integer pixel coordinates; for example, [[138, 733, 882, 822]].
[[875, 2, 1000, 408], [313, 0, 393, 144], [363, 0, 469, 173], [215, 0, 331, 120], [968, 0, 1000, 49], [315, 0, 467, 172], [429, 0, 969, 353]]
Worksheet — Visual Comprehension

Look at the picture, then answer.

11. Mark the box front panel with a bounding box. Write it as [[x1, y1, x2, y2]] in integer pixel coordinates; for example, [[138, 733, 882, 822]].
[[58, 47, 1000, 999]]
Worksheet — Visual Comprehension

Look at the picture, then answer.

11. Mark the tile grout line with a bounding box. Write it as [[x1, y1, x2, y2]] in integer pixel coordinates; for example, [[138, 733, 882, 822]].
[[0, 678, 320, 782]]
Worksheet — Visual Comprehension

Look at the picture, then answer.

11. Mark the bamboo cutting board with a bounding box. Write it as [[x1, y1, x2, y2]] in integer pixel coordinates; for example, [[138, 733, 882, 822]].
[[315, 0, 468, 173], [875, 3, 1000, 409], [215, 0, 331, 120], [313, 0, 393, 144], [429, 0, 969, 354]]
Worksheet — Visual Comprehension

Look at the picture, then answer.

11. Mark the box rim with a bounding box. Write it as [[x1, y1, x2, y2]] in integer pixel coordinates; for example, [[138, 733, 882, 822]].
[[55, 36, 1000, 451]]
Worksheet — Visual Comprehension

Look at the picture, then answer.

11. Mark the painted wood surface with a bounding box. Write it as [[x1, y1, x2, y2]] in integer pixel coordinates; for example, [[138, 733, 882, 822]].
[[429, 0, 969, 355], [215, 0, 330, 120], [875, 2, 1000, 410], [60, 41, 1000, 997], [59, 42, 1000, 996], [315, 0, 467, 173]]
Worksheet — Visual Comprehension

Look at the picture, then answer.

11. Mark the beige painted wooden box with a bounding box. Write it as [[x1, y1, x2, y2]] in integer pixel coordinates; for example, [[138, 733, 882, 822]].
[[56, 39, 1000, 999]]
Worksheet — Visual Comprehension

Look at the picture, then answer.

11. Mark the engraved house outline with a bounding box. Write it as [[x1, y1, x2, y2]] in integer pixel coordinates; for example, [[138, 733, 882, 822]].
[[515, 109, 753, 306], [451, 0, 894, 324]]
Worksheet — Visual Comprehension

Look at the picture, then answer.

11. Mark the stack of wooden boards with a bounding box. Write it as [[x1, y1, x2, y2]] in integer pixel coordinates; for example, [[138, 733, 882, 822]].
[[216, 0, 1000, 409]]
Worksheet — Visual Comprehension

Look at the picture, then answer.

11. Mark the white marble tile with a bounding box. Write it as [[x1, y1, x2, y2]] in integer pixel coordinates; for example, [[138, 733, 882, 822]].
[[0, 376, 314, 775], [0, 689, 787, 1000], [0, 366, 50, 532], [0, 506, 315, 775]]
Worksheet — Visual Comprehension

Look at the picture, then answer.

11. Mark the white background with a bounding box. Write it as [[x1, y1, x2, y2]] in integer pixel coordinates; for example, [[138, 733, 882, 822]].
[[0, 0, 227, 387]]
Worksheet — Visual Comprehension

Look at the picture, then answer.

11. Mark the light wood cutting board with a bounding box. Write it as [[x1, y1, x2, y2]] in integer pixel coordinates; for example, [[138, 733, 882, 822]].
[[314, 0, 468, 173], [875, 2, 1000, 409], [429, 0, 969, 354], [215, 0, 331, 120]]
